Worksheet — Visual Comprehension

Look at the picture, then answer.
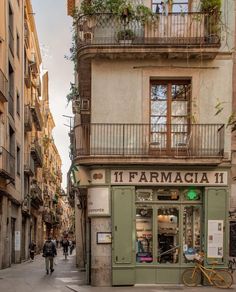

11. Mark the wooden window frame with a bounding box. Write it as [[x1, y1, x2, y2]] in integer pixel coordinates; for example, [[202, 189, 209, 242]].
[[149, 79, 191, 155]]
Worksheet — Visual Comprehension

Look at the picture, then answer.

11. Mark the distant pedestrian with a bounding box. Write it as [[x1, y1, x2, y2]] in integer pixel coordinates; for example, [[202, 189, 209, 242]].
[[29, 241, 36, 261], [42, 237, 57, 274], [61, 237, 70, 258]]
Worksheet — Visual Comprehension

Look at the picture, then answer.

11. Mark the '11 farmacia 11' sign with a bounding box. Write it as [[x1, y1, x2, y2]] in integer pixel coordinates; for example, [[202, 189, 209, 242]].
[[111, 170, 228, 186]]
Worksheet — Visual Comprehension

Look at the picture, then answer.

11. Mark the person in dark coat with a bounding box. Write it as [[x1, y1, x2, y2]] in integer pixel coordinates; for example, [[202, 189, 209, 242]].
[[29, 241, 36, 261], [42, 237, 57, 274]]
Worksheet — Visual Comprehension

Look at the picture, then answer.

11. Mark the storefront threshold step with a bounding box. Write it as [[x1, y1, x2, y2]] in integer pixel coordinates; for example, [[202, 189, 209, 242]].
[[135, 284, 184, 289]]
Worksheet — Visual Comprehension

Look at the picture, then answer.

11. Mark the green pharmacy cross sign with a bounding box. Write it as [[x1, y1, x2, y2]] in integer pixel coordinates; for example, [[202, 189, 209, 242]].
[[187, 189, 198, 200]]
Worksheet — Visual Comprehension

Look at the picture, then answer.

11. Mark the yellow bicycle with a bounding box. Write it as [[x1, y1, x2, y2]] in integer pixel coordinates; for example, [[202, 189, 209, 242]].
[[182, 253, 233, 289]]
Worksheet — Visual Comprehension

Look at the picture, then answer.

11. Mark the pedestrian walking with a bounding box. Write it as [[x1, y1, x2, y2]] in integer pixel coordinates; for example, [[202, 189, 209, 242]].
[[42, 236, 57, 274], [61, 237, 70, 259], [29, 241, 36, 261]]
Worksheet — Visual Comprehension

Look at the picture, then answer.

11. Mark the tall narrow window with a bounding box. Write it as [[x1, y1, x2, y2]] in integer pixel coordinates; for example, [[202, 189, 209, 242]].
[[17, 146, 20, 175], [16, 32, 20, 59], [8, 62, 14, 118], [8, 4, 14, 55], [16, 92, 20, 116], [150, 80, 191, 154]]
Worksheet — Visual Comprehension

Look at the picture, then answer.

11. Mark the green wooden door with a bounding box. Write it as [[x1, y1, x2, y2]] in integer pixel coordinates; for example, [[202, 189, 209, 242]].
[[205, 188, 228, 265], [112, 187, 135, 285]]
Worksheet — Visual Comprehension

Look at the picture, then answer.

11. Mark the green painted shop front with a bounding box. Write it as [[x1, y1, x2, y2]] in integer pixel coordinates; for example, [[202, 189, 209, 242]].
[[111, 183, 229, 285]]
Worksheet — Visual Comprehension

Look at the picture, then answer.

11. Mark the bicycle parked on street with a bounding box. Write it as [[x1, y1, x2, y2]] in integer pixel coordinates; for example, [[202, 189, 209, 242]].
[[228, 258, 236, 274], [182, 252, 233, 288]]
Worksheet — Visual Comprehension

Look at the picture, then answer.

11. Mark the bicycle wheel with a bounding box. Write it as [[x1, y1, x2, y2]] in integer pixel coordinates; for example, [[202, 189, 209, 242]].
[[212, 270, 233, 288], [182, 268, 201, 287]]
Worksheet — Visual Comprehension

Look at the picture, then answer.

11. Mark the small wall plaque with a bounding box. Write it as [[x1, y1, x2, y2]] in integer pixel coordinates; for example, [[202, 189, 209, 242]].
[[96, 232, 112, 244]]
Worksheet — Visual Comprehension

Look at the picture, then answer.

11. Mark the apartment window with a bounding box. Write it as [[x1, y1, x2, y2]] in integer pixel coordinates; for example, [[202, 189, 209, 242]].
[[150, 80, 191, 153], [8, 62, 14, 118], [17, 146, 20, 175], [8, 4, 14, 55], [16, 32, 20, 59], [152, 0, 191, 13], [16, 92, 20, 116]]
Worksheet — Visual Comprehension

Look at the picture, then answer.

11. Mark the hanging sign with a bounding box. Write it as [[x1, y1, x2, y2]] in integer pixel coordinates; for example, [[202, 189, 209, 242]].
[[111, 170, 228, 186]]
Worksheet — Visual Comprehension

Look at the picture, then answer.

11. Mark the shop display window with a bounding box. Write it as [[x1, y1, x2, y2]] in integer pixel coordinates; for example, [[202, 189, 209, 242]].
[[157, 207, 179, 263], [183, 206, 201, 262], [136, 208, 153, 263]]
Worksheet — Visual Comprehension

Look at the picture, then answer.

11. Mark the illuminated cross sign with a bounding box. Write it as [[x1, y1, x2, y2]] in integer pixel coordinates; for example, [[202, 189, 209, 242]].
[[187, 189, 198, 200]]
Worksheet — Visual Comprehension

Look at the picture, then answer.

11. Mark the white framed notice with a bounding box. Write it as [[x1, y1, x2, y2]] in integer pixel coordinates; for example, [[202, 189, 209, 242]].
[[207, 220, 224, 258], [15, 231, 21, 251]]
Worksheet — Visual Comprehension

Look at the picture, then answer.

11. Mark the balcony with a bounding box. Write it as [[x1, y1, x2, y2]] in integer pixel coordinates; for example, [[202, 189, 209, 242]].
[[31, 94, 43, 131], [77, 12, 221, 60], [74, 123, 225, 165], [24, 153, 34, 176], [0, 69, 8, 102], [8, 26, 14, 56], [43, 210, 53, 224], [8, 91, 14, 118], [31, 139, 43, 167], [30, 180, 43, 208], [0, 147, 15, 181], [24, 105, 33, 132]]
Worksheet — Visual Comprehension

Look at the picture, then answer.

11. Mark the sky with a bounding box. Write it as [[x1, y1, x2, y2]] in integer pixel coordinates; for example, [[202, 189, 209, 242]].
[[31, 0, 73, 189]]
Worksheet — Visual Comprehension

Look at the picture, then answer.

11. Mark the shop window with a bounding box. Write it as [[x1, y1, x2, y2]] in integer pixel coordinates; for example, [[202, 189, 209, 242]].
[[183, 206, 201, 262], [136, 208, 153, 263], [157, 207, 179, 263]]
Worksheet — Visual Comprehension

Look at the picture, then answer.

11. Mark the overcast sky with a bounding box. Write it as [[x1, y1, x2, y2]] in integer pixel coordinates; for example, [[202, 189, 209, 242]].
[[31, 0, 73, 189]]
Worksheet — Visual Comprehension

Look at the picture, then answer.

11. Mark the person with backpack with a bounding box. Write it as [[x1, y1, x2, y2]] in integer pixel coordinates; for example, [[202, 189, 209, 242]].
[[42, 236, 57, 274]]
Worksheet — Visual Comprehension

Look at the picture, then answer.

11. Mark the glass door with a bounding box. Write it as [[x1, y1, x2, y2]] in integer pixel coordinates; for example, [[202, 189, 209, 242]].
[[150, 80, 191, 155], [157, 206, 180, 263]]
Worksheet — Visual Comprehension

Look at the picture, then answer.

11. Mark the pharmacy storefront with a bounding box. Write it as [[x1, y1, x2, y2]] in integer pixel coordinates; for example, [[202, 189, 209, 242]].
[[108, 169, 229, 285]]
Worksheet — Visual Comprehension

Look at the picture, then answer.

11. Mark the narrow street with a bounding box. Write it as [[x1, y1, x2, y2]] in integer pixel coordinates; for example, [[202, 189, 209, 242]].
[[0, 249, 235, 292]]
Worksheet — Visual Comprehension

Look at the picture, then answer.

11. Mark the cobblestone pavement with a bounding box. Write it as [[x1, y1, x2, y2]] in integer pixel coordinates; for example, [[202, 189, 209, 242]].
[[0, 250, 235, 292]]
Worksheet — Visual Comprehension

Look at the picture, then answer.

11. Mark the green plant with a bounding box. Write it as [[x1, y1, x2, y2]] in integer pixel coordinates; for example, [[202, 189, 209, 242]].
[[200, 0, 221, 13], [117, 28, 135, 40], [66, 82, 79, 104], [80, 0, 155, 23]]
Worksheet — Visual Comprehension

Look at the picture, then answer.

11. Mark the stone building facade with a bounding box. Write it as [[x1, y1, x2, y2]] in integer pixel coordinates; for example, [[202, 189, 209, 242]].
[[67, 0, 235, 286]]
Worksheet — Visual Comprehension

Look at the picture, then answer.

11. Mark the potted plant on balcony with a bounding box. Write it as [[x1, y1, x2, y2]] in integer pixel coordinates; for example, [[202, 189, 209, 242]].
[[200, 0, 221, 44], [117, 28, 135, 44]]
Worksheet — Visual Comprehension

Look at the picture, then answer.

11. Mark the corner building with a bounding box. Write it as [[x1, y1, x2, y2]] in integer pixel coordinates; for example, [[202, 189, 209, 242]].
[[67, 0, 234, 286]]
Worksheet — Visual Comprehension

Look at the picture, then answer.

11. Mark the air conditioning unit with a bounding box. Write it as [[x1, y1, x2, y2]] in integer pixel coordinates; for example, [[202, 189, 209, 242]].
[[80, 98, 90, 111]]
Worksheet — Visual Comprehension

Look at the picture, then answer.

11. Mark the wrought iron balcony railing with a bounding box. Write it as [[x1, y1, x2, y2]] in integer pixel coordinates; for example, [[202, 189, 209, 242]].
[[0, 69, 8, 102], [0, 147, 15, 181], [8, 91, 14, 118], [8, 26, 14, 55], [31, 139, 43, 167], [77, 12, 221, 49], [24, 153, 34, 176], [74, 123, 224, 159], [24, 105, 33, 132], [31, 94, 43, 131], [30, 180, 43, 207]]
